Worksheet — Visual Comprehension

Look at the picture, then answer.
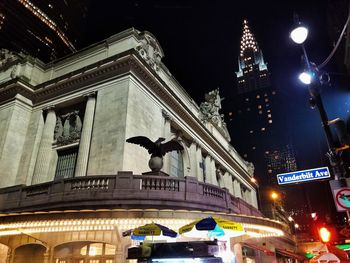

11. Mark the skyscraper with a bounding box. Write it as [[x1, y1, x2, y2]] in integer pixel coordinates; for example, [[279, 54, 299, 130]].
[[0, 0, 89, 62], [229, 20, 279, 184], [228, 20, 299, 218]]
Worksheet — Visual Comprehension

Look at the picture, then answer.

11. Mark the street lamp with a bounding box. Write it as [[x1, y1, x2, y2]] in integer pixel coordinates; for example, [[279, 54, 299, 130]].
[[271, 191, 278, 201], [289, 18, 347, 180], [270, 191, 279, 219]]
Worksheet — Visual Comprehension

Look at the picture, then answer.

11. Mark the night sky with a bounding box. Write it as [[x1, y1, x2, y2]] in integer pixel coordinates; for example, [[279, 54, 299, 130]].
[[82, 0, 350, 220]]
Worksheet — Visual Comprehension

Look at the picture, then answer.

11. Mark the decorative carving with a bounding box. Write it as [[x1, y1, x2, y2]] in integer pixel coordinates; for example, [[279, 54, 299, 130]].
[[244, 161, 255, 177], [199, 88, 231, 141], [136, 31, 164, 71], [126, 136, 183, 172], [162, 109, 172, 121], [0, 49, 23, 72], [54, 110, 82, 146]]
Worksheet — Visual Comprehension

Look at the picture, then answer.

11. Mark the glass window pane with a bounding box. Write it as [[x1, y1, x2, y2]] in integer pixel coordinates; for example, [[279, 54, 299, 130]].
[[80, 246, 87, 256], [55, 147, 78, 179], [88, 243, 103, 256]]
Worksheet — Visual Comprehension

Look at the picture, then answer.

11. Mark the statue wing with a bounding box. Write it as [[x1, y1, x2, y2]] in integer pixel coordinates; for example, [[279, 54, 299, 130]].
[[126, 136, 155, 154], [161, 140, 184, 155]]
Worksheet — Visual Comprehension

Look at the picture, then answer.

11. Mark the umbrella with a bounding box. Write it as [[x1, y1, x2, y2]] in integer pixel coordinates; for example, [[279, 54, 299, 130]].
[[122, 223, 178, 241], [179, 216, 245, 238]]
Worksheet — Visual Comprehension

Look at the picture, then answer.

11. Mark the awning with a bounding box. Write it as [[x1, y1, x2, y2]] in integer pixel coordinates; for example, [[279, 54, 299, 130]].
[[241, 242, 275, 256], [276, 248, 307, 261]]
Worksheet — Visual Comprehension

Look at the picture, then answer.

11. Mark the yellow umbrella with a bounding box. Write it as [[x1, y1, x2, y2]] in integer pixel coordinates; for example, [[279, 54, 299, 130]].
[[179, 216, 245, 238], [123, 223, 178, 240]]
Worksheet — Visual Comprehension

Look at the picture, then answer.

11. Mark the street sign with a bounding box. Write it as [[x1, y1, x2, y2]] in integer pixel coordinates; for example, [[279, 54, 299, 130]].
[[276, 167, 330, 185], [333, 187, 350, 212]]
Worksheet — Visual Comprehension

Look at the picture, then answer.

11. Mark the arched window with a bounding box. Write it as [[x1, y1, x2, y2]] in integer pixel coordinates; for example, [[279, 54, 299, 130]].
[[170, 150, 184, 177], [54, 242, 116, 263]]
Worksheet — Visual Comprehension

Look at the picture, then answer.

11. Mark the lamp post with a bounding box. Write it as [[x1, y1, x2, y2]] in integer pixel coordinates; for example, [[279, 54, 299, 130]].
[[290, 20, 347, 181], [270, 191, 279, 220]]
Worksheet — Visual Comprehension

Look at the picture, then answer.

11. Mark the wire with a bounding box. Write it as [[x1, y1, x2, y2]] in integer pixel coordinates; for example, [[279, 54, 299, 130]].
[[318, 7, 350, 69]]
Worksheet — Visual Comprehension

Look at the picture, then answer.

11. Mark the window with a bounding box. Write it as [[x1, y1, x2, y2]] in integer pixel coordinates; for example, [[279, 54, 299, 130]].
[[55, 147, 78, 179], [55, 243, 115, 263], [170, 150, 184, 177]]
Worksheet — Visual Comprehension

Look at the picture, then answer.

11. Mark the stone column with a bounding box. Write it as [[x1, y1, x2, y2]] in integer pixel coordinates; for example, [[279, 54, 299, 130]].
[[5, 248, 12, 263], [32, 107, 56, 184], [224, 172, 234, 194], [233, 243, 244, 263], [189, 142, 199, 178], [217, 169, 224, 188], [43, 247, 51, 263], [162, 110, 172, 174], [233, 178, 242, 198], [75, 93, 96, 177], [210, 159, 218, 186], [204, 156, 217, 185], [115, 244, 125, 263], [250, 188, 258, 208], [204, 155, 212, 184]]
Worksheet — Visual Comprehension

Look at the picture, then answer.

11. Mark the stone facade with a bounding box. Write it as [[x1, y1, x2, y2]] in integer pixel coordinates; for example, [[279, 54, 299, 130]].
[[0, 29, 297, 262]]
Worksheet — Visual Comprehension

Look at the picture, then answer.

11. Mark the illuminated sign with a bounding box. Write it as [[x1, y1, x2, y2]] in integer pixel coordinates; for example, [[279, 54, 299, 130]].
[[276, 167, 330, 185]]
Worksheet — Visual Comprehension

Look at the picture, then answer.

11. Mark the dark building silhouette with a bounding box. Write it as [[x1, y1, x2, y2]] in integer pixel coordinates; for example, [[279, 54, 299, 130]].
[[0, 0, 89, 62]]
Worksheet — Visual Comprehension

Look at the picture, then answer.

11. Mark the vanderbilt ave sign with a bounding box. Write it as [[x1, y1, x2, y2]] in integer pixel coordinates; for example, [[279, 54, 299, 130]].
[[277, 167, 330, 185]]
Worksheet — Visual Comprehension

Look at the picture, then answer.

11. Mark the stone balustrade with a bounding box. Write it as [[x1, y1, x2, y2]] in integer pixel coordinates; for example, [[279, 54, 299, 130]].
[[0, 172, 262, 219]]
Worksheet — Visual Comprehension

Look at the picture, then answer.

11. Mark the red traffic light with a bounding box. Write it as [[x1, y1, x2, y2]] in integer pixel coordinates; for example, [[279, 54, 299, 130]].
[[319, 227, 331, 243]]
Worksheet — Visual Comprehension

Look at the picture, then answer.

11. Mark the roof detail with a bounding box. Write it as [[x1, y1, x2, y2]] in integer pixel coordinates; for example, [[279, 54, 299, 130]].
[[240, 20, 258, 56], [236, 20, 268, 78]]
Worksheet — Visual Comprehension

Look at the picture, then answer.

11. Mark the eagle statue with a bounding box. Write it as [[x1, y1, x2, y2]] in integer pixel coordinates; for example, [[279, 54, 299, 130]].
[[126, 136, 184, 172]]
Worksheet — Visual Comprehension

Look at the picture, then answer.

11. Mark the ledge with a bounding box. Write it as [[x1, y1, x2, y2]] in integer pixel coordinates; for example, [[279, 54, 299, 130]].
[[0, 172, 261, 218]]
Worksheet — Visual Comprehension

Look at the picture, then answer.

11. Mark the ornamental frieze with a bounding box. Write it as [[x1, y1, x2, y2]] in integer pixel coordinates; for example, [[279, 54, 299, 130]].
[[54, 110, 82, 146]]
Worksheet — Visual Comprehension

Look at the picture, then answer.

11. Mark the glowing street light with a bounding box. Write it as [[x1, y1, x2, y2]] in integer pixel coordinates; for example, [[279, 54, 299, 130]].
[[298, 72, 312, 85], [290, 23, 308, 44], [270, 191, 278, 201], [289, 14, 348, 180]]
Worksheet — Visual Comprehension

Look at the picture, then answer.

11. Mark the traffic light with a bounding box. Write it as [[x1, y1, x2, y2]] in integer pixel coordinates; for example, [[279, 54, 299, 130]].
[[319, 227, 331, 243]]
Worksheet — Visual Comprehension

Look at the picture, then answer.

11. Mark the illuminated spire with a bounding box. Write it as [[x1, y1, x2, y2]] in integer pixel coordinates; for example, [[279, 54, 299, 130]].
[[239, 19, 259, 56]]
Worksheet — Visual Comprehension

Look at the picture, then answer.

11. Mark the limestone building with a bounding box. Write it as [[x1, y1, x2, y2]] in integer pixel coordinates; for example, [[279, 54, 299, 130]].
[[0, 28, 299, 262]]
